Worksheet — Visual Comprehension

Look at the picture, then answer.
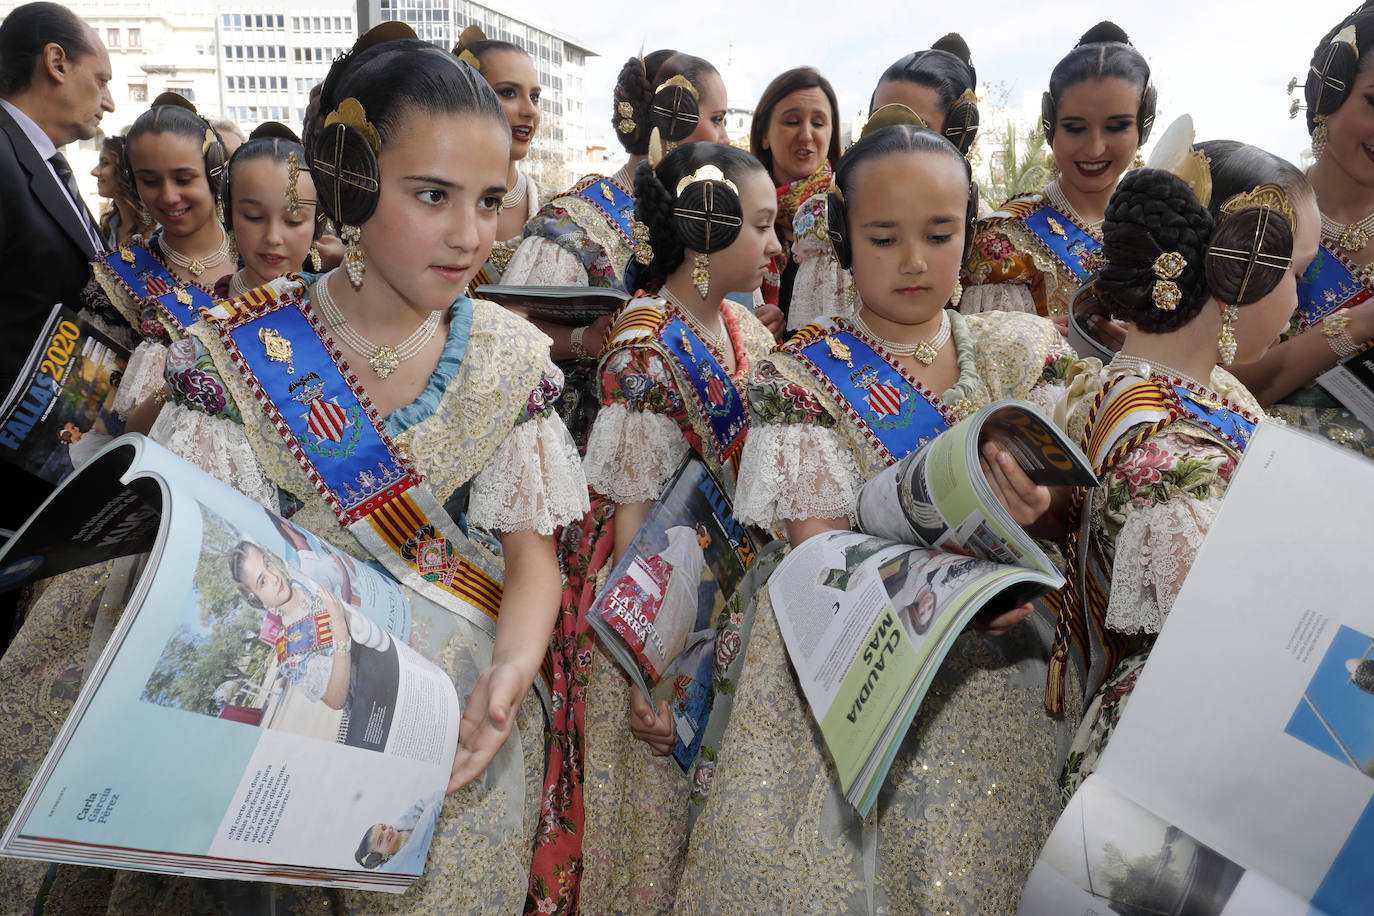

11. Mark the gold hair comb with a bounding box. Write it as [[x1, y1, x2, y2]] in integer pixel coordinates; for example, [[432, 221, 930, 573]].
[[324, 98, 381, 155]]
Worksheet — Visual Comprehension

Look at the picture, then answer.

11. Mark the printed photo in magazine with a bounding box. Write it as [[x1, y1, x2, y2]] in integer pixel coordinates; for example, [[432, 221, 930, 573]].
[[0, 435, 486, 891], [587, 457, 764, 770]]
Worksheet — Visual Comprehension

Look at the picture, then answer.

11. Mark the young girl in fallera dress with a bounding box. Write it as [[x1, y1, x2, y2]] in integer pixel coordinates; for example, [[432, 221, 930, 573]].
[[0, 27, 588, 915], [530, 141, 779, 916], [1052, 142, 1320, 797], [678, 124, 1081, 916]]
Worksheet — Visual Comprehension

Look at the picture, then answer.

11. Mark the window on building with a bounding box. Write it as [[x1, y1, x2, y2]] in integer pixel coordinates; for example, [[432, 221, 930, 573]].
[[292, 17, 300, 30], [333, 16, 342, 30], [276, 15, 284, 28], [294, 48, 302, 62], [237, 76, 245, 89], [255, 14, 264, 29], [344, 17, 352, 30], [167, 87, 194, 101], [267, 45, 275, 59], [312, 17, 321, 30], [278, 45, 285, 59], [222, 14, 231, 29], [129, 84, 147, 102], [128, 28, 141, 48], [233, 14, 242, 29], [106, 28, 119, 47], [247, 76, 256, 90], [246, 46, 255, 59]]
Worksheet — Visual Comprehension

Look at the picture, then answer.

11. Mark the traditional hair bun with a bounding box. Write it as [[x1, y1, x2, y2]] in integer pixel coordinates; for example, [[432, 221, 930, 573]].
[[248, 121, 301, 144], [1304, 14, 1368, 129], [613, 56, 655, 153], [932, 32, 974, 69], [672, 170, 743, 253], [648, 76, 701, 144], [309, 117, 380, 227], [1204, 206, 1293, 306], [1078, 20, 1131, 46]]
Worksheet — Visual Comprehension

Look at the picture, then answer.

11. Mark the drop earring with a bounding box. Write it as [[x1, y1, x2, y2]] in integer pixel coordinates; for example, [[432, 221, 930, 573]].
[[948, 280, 963, 310], [1217, 303, 1238, 366], [1312, 117, 1329, 159], [309, 243, 323, 272], [341, 224, 364, 290], [692, 252, 710, 299]]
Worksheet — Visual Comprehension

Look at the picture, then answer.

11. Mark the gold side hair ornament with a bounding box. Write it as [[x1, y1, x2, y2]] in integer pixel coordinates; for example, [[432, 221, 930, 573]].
[[651, 73, 700, 141], [657, 74, 699, 99], [453, 23, 486, 70], [1219, 183, 1296, 226], [859, 103, 927, 140], [202, 127, 218, 156], [285, 151, 309, 213], [1145, 114, 1211, 207], [617, 101, 636, 135], [630, 219, 654, 265], [1150, 251, 1186, 310], [648, 128, 665, 169], [1207, 208, 1294, 305], [676, 164, 738, 198], [325, 97, 381, 155]]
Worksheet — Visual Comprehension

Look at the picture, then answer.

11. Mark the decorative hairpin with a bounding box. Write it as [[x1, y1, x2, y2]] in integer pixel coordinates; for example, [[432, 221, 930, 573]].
[[1151, 250, 1186, 311], [324, 97, 381, 154], [1145, 114, 1212, 206], [617, 101, 636, 135], [285, 151, 303, 213], [454, 24, 485, 70], [676, 164, 737, 197], [859, 103, 927, 141], [656, 74, 698, 99], [1219, 183, 1296, 226], [630, 219, 654, 265]]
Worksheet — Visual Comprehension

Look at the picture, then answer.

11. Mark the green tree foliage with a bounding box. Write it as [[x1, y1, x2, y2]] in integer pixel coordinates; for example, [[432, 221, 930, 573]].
[[978, 121, 1052, 212]]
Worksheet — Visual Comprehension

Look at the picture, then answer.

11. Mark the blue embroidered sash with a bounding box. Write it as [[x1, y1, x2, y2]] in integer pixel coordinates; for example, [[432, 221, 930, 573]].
[[793, 327, 952, 465], [657, 314, 749, 470], [572, 177, 640, 290], [1021, 203, 1102, 284], [102, 243, 215, 334], [208, 280, 508, 637], [1171, 385, 1258, 453], [1295, 239, 1373, 331]]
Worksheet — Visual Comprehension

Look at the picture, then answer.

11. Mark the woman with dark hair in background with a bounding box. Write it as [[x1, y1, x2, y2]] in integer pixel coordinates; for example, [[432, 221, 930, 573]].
[[963, 22, 1155, 330], [502, 50, 729, 449], [1228, 7, 1374, 458], [751, 65, 841, 323], [680, 123, 1079, 915], [530, 141, 777, 915], [789, 35, 981, 330], [1051, 133, 1319, 799], [90, 133, 146, 249], [453, 25, 544, 291]]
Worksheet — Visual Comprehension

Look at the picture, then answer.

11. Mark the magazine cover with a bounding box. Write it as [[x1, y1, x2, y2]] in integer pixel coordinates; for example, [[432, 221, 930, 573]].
[[0, 304, 129, 484], [0, 436, 477, 891], [587, 457, 763, 770]]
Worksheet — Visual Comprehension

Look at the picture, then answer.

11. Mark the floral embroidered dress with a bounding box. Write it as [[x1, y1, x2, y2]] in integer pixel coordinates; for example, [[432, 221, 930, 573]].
[[528, 294, 774, 916], [1266, 238, 1374, 458], [503, 166, 639, 449], [1055, 358, 1260, 803], [677, 310, 1083, 916], [961, 184, 1103, 320], [764, 164, 834, 322], [0, 275, 588, 915]]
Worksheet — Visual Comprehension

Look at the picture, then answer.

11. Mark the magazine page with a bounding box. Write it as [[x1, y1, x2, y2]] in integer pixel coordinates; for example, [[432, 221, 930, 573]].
[[0, 436, 465, 890], [473, 284, 628, 324], [855, 399, 1095, 574], [0, 305, 130, 484], [587, 457, 762, 770], [1317, 342, 1374, 430], [1018, 777, 1309, 916], [1029, 424, 1373, 916], [768, 529, 1063, 815]]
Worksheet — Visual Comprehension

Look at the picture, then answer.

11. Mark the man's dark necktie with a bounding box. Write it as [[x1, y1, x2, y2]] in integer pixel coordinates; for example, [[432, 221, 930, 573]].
[[48, 150, 101, 251]]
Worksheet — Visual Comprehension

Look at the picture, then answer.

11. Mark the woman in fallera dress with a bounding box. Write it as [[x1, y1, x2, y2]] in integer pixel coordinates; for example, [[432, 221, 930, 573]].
[[530, 140, 779, 916], [678, 123, 1082, 916], [962, 21, 1154, 331], [501, 50, 730, 449], [1051, 140, 1320, 798], [1228, 6, 1374, 458]]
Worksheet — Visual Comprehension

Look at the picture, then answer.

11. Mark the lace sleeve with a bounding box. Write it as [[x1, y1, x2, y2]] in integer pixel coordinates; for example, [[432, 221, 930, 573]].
[[148, 402, 278, 509], [111, 340, 169, 416], [501, 235, 589, 286], [467, 412, 589, 535], [733, 421, 863, 527], [582, 402, 688, 503], [958, 281, 1037, 316], [1104, 495, 1220, 634]]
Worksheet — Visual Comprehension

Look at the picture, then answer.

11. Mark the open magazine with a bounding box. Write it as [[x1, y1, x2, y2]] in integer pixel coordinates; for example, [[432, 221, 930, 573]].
[[1317, 340, 1374, 431], [473, 284, 629, 325], [0, 303, 129, 485], [0, 435, 483, 892], [773, 399, 1098, 816], [1020, 423, 1374, 916], [587, 457, 765, 771]]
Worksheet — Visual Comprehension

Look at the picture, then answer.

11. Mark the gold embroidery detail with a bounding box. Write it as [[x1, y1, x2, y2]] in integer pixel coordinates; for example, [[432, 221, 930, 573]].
[[258, 327, 295, 374], [825, 335, 854, 368]]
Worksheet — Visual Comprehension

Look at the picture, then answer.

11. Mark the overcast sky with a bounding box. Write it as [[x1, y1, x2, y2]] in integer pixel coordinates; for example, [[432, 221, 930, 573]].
[[507, 0, 1352, 166]]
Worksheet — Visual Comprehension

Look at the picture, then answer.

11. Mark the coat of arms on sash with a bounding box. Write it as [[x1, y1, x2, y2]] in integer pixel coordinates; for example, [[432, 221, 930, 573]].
[[141, 269, 172, 298], [851, 364, 909, 422], [290, 371, 363, 458]]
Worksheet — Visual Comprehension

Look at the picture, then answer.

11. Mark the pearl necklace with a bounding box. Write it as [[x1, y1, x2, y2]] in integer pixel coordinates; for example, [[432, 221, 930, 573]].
[[227, 270, 253, 299], [1045, 180, 1104, 240], [313, 274, 443, 380], [1320, 211, 1374, 253], [161, 223, 231, 277], [1112, 354, 1213, 394], [662, 288, 726, 353], [502, 170, 528, 211], [851, 308, 951, 365]]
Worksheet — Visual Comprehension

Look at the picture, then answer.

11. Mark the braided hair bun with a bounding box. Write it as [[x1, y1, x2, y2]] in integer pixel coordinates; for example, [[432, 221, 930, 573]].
[[1303, 7, 1374, 131]]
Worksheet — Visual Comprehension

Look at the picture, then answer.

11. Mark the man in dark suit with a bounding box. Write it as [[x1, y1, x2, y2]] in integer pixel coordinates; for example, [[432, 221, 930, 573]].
[[0, 2, 113, 395]]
